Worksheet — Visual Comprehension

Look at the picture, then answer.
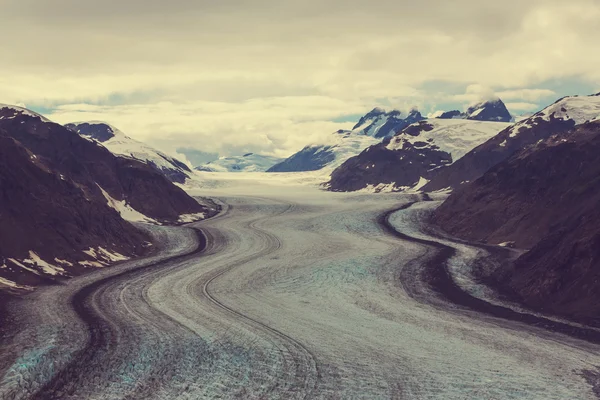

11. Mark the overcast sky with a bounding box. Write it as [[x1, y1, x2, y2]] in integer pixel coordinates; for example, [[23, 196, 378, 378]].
[[1, 0, 599, 163]]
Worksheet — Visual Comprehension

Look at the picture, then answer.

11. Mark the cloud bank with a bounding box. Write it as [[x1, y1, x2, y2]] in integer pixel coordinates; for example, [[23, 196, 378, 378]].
[[1, 0, 599, 157]]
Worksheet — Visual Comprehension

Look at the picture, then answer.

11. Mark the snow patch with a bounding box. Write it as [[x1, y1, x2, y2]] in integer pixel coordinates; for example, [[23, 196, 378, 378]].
[[359, 182, 401, 193], [177, 212, 206, 223], [79, 260, 106, 268], [8, 258, 41, 275], [411, 177, 430, 192], [0, 277, 34, 291], [22, 252, 66, 276], [54, 258, 74, 267], [98, 185, 160, 224], [98, 247, 129, 262]]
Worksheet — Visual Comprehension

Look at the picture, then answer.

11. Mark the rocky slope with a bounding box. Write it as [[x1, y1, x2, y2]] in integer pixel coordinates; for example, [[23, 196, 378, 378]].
[[326, 119, 509, 192], [432, 120, 600, 323], [423, 94, 600, 191], [197, 153, 283, 172], [0, 105, 212, 292], [267, 107, 424, 173], [66, 122, 192, 183]]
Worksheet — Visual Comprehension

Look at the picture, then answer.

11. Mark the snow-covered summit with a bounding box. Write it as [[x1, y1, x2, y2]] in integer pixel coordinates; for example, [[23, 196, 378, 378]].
[[505, 94, 600, 140], [386, 118, 511, 162], [325, 117, 510, 192], [66, 122, 192, 183], [197, 153, 283, 172], [267, 107, 424, 173]]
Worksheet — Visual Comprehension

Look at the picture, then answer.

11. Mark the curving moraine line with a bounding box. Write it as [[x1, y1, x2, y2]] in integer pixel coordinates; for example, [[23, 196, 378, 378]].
[[30, 199, 319, 400], [379, 201, 600, 346], [198, 203, 320, 399]]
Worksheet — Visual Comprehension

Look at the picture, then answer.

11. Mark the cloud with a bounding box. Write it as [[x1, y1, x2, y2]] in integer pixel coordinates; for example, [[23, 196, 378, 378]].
[[496, 89, 556, 102], [46, 98, 362, 157], [0, 0, 599, 156], [505, 102, 542, 112]]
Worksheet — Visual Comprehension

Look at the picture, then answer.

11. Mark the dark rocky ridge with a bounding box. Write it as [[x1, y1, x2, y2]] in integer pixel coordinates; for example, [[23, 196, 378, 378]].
[[465, 99, 512, 122], [437, 110, 463, 119], [437, 98, 512, 123], [370, 109, 424, 138], [432, 121, 600, 323], [0, 130, 150, 289], [1, 114, 203, 222], [0, 106, 209, 290], [67, 122, 117, 142], [423, 115, 576, 192], [352, 107, 386, 130]]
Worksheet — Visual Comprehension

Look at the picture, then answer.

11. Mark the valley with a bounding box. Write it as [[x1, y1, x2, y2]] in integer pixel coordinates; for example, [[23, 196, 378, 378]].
[[2, 177, 599, 399]]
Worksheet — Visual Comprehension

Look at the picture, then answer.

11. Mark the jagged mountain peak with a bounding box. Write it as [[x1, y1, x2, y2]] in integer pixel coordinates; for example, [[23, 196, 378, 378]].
[[351, 106, 425, 138], [465, 97, 512, 122]]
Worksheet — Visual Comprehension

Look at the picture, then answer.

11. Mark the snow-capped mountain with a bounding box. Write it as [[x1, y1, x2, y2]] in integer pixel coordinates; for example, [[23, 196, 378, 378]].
[[66, 122, 192, 184], [424, 93, 600, 191], [267, 107, 424, 173], [436, 98, 512, 122], [267, 130, 381, 173], [0, 105, 213, 293], [351, 107, 424, 138], [197, 153, 283, 172], [326, 119, 510, 192]]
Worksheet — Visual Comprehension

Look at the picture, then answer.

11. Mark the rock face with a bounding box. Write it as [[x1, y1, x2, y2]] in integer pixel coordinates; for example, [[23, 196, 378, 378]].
[[198, 153, 283, 172], [432, 121, 600, 323], [424, 94, 600, 191], [465, 98, 512, 122], [0, 105, 209, 292], [268, 108, 424, 173], [66, 122, 192, 184], [437, 98, 512, 123], [326, 119, 509, 192], [437, 110, 464, 119]]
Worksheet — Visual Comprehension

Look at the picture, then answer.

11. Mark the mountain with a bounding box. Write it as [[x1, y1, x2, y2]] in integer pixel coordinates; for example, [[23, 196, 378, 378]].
[[267, 130, 381, 173], [325, 119, 509, 192], [0, 105, 212, 292], [66, 122, 192, 184], [351, 107, 424, 138], [267, 107, 424, 173], [431, 120, 600, 323], [437, 98, 512, 123], [423, 94, 600, 191], [197, 153, 283, 172]]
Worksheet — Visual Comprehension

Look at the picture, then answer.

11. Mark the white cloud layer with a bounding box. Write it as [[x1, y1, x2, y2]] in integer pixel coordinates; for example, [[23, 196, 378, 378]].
[[1, 0, 599, 156]]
